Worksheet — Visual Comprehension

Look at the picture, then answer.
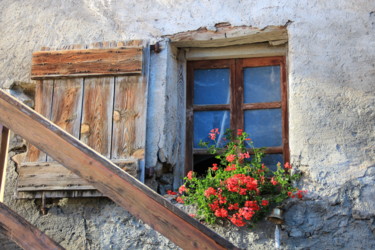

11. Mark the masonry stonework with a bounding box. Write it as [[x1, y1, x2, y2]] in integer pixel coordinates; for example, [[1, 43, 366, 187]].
[[0, 0, 374, 249]]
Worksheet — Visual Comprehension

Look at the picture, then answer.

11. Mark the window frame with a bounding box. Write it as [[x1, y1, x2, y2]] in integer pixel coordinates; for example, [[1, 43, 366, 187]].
[[185, 56, 289, 174]]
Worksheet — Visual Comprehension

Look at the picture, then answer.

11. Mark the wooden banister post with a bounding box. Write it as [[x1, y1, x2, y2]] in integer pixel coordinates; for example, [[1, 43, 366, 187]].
[[0, 125, 9, 202]]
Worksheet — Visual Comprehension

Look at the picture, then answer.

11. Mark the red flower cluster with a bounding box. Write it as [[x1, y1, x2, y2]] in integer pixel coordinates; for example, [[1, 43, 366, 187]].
[[187, 171, 193, 180], [245, 200, 260, 211], [226, 154, 236, 162], [239, 207, 255, 220], [177, 128, 305, 228], [239, 152, 250, 160], [209, 128, 219, 140], [288, 190, 307, 199], [230, 214, 247, 227], [214, 208, 228, 218], [224, 164, 237, 171], [167, 190, 177, 195], [271, 177, 278, 185], [179, 185, 187, 194], [228, 203, 239, 210], [261, 200, 269, 206], [284, 162, 292, 170], [211, 163, 219, 171], [226, 174, 258, 194], [204, 187, 217, 198], [209, 200, 219, 211]]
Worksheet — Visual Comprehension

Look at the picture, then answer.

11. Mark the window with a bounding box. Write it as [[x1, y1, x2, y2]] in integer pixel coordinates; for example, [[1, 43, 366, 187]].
[[185, 56, 288, 175]]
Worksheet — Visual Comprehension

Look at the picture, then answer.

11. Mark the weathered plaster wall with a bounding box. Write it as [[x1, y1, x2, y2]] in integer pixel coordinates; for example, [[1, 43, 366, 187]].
[[0, 0, 374, 249]]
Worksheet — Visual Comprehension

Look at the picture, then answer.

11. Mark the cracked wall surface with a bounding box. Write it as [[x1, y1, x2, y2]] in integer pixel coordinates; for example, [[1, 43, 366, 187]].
[[0, 0, 374, 249]]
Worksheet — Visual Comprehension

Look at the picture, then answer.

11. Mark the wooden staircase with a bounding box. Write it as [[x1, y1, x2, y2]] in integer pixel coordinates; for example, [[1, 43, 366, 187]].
[[0, 89, 238, 249]]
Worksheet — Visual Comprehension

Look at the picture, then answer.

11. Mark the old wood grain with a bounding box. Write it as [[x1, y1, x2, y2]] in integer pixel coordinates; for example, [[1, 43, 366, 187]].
[[0, 202, 63, 249], [47, 78, 83, 161], [17, 160, 138, 192], [111, 76, 146, 159], [17, 190, 104, 199], [31, 47, 143, 79], [0, 89, 238, 250], [80, 77, 114, 158], [166, 25, 287, 48], [25, 80, 54, 162]]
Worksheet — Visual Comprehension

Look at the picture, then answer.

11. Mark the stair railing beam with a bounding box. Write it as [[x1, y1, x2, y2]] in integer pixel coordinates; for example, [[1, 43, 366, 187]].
[[0, 90, 238, 250]]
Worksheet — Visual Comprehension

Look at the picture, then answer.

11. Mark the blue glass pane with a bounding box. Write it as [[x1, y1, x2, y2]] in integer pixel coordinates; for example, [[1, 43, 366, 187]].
[[244, 66, 281, 103], [261, 154, 283, 172], [194, 111, 230, 148], [194, 69, 230, 105], [244, 109, 282, 147]]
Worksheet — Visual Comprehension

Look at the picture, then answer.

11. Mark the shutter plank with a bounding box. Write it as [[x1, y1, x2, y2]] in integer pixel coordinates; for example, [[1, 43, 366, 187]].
[[47, 78, 83, 161], [17, 160, 138, 192], [80, 77, 114, 157], [111, 76, 146, 159], [25, 80, 54, 162]]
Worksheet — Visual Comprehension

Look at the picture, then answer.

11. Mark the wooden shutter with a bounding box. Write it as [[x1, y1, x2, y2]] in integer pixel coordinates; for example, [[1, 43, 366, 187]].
[[17, 41, 148, 198]]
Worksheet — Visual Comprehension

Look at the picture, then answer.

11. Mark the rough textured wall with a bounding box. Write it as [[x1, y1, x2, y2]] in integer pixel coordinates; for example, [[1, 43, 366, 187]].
[[0, 0, 374, 249]]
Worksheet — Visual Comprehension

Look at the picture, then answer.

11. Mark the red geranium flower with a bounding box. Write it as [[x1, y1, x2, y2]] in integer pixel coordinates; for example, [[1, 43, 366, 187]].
[[261, 200, 269, 206], [204, 187, 217, 198], [271, 177, 278, 186], [214, 208, 228, 218], [226, 154, 236, 162], [179, 185, 187, 194], [229, 214, 246, 227], [209, 200, 219, 211], [228, 203, 239, 210], [212, 163, 218, 171], [239, 207, 255, 220], [284, 162, 292, 170], [167, 190, 177, 195], [176, 196, 184, 203], [224, 164, 236, 171], [187, 171, 193, 180]]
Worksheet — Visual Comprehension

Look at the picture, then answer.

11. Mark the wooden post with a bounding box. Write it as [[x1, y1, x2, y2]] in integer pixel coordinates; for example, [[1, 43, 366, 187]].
[[0, 90, 238, 249], [0, 125, 9, 202], [0, 202, 63, 249]]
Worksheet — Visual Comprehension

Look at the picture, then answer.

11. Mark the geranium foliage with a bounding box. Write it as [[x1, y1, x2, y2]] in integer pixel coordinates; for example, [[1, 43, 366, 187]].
[[175, 129, 306, 227]]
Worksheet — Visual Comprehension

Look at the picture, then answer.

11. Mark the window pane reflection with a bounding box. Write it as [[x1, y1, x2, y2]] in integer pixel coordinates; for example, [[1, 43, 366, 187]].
[[244, 109, 282, 147], [194, 111, 230, 148], [261, 154, 284, 172], [244, 66, 281, 103], [194, 69, 230, 105]]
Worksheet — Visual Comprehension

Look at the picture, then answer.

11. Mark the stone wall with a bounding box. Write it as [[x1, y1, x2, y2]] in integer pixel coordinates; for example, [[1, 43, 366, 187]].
[[0, 0, 374, 249]]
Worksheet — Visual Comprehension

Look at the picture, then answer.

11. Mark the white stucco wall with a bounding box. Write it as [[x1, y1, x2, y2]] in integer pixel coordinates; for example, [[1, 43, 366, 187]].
[[0, 0, 374, 249]]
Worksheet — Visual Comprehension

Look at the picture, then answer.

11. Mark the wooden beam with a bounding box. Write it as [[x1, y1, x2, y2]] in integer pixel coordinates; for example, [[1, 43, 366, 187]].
[[186, 43, 286, 61], [0, 202, 63, 249], [0, 90, 238, 249], [31, 47, 143, 79], [166, 25, 288, 48], [0, 125, 9, 202], [193, 147, 283, 155]]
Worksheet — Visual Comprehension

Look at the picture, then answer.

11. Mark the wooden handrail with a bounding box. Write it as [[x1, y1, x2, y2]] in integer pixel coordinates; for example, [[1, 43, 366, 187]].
[[0, 202, 63, 249], [0, 90, 238, 249]]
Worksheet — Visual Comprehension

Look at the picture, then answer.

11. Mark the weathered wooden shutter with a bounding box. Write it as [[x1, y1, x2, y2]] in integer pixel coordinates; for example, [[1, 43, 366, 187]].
[[17, 41, 148, 198]]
